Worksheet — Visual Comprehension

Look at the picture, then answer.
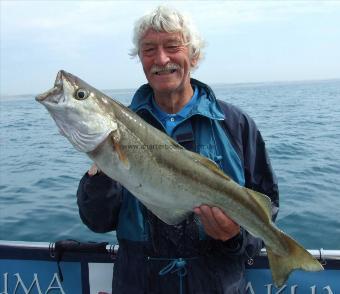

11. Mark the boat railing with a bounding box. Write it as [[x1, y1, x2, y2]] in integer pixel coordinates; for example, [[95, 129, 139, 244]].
[[1, 240, 339, 260], [1, 240, 340, 293]]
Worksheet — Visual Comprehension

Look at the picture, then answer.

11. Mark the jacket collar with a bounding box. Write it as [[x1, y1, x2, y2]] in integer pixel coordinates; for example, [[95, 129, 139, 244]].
[[129, 78, 225, 121]]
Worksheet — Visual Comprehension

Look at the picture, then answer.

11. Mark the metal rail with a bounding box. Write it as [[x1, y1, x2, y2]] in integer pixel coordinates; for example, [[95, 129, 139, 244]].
[[1, 240, 339, 260]]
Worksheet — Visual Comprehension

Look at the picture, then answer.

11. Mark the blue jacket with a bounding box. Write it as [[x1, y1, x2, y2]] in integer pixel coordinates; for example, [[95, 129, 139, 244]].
[[77, 79, 279, 293]]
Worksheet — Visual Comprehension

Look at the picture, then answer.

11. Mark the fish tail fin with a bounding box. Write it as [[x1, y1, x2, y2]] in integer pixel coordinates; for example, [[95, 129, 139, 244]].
[[267, 231, 324, 287]]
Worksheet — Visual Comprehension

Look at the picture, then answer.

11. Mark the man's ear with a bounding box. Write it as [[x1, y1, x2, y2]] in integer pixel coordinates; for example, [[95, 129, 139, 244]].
[[190, 56, 199, 68]]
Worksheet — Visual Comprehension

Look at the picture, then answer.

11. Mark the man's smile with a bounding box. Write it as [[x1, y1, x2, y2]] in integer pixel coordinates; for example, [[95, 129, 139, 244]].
[[150, 63, 180, 76], [153, 68, 177, 75]]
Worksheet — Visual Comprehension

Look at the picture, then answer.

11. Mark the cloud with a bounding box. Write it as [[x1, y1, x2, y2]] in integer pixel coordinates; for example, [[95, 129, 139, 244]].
[[1, 0, 340, 95], [177, 1, 340, 34], [3, 1, 340, 43]]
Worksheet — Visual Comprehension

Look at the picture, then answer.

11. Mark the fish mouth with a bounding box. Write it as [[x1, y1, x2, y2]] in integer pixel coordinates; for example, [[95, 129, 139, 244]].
[[35, 70, 67, 103]]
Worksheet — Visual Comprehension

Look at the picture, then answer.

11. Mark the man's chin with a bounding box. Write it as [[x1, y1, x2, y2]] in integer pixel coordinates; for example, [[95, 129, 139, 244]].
[[149, 81, 180, 94]]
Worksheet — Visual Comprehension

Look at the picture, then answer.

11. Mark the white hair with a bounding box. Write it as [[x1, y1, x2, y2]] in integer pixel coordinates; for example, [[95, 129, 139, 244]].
[[130, 6, 205, 68]]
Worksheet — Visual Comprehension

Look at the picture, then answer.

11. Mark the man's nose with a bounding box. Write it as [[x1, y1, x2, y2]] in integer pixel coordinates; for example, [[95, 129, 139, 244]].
[[154, 47, 170, 65]]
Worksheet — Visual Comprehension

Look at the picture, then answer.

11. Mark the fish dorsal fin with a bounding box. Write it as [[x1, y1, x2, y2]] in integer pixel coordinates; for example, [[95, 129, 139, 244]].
[[244, 188, 272, 221], [167, 137, 231, 182], [187, 150, 232, 182], [197, 155, 220, 169], [189, 149, 272, 220], [169, 139, 185, 150]]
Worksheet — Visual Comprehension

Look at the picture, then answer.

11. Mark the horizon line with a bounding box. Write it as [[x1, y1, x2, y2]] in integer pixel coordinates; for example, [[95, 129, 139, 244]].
[[1, 77, 339, 98]]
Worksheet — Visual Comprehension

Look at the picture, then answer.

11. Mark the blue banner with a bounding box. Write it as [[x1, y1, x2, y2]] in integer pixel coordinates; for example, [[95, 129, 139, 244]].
[[245, 269, 339, 293], [1, 256, 339, 293], [0, 259, 81, 294]]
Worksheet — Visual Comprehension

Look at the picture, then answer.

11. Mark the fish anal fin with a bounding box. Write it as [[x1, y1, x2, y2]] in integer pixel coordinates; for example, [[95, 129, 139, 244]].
[[140, 198, 189, 225], [267, 231, 323, 287]]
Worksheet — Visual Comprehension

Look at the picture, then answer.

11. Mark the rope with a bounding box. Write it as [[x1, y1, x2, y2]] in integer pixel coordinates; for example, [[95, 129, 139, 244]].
[[147, 256, 198, 294]]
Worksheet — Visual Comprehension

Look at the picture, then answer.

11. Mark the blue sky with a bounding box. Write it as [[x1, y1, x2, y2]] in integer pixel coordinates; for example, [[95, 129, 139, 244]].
[[1, 0, 340, 96]]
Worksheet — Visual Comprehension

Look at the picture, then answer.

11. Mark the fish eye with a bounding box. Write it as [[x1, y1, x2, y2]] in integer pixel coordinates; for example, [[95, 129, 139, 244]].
[[75, 89, 89, 100]]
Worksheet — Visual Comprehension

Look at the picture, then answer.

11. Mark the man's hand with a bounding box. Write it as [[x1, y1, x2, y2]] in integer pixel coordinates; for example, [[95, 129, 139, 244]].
[[88, 163, 100, 176], [194, 205, 240, 241]]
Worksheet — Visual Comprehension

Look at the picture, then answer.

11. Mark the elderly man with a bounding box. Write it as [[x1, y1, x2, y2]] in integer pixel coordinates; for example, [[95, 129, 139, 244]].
[[77, 6, 279, 294]]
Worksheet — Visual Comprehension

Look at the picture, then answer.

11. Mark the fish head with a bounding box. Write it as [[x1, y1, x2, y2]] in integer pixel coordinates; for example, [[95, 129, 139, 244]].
[[36, 70, 118, 153]]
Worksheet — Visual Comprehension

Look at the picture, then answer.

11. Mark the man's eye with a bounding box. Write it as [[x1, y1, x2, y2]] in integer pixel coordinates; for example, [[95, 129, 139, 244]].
[[143, 48, 155, 53], [166, 45, 181, 52]]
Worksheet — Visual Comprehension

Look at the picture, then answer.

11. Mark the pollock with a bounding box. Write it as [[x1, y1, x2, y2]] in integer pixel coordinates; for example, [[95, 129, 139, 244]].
[[36, 70, 323, 287]]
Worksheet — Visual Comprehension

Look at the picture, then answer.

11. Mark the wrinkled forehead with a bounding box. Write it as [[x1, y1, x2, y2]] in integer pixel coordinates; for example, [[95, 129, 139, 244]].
[[140, 29, 185, 46]]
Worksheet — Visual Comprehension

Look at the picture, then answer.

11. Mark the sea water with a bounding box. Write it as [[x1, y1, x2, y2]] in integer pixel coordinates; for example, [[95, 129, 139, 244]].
[[1, 79, 339, 249]]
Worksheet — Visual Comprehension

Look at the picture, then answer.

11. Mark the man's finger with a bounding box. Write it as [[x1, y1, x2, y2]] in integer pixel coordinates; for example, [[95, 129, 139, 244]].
[[195, 205, 220, 237], [88, 163, 100, 176], [211, 207, 233, 230], [200, 205, 217, 227], [211, 207, 240, 237]]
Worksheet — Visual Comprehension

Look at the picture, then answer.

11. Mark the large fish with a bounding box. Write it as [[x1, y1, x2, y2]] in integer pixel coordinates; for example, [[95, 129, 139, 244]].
[[36, 70, 323, 287]]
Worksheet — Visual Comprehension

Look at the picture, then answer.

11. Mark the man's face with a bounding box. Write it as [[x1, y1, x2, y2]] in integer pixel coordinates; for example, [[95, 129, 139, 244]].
[[139, 29, 197, 96]]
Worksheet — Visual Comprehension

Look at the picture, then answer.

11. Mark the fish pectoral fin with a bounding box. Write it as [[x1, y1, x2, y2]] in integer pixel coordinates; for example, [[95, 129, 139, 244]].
[[114, 142, 130, 168], [111, 134, 130, 169], [266, 231, 323, 287], [244, 188, 273, 221]]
